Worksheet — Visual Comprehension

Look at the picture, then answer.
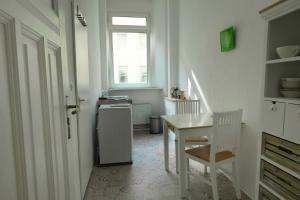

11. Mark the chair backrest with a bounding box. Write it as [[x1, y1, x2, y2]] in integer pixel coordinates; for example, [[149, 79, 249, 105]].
[[175, 99, 201, 114], [210, 109, 243, 162]]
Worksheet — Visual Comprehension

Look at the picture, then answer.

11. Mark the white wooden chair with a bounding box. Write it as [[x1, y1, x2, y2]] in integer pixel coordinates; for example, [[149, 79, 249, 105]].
[[174, 99, 209, 173], [185, 109, 243, 200]]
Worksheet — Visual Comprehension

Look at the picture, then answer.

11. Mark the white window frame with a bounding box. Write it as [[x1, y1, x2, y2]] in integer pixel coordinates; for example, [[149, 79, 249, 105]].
[[108, 12, 151, 89]]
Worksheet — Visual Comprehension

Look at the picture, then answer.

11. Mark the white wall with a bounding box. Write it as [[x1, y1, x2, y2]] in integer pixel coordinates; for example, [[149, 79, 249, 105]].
[[99, 0, 109, 89], [167, 0, 179, 93], [107, 0, 153, 13], [177, 0, 265, 198], [151, 0, 168, 93], [102, 0, 168, 116]]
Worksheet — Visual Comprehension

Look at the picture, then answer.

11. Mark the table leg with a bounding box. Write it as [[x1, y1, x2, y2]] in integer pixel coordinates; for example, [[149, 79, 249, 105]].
[[163, 121, 169, 171], [178, 130, 187, 198]]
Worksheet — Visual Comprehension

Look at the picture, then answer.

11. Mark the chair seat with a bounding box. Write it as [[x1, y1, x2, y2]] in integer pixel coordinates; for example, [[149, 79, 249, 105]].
[[175, 136, 208, 143], [185, 145, 235, 162]]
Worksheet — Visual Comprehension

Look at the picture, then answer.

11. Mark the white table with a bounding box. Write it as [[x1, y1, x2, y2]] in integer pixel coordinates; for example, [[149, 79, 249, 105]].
[[161, 113, 213, 198]]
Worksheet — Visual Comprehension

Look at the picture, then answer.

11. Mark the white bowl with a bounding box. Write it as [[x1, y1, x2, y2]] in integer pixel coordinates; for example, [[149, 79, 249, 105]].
[[280, 89, 300, 98], [276, 45, 300, 58], [281, 78, 300, 89]]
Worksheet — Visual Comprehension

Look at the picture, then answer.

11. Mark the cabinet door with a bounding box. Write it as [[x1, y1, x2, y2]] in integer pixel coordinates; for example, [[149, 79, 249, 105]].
[[263, 101, 285, 136], [284, 104, 300, 144]]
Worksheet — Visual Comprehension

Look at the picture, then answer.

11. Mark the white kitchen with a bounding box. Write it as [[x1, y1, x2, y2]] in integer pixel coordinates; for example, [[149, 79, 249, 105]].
[[0, 0, 300, 200]]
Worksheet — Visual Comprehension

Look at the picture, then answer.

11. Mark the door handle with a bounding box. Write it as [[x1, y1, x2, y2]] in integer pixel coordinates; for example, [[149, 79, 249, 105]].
[[65, 96, 77, 139], [66, 104, 80, 115], [66, 104, 78, 109], [79, 98, 88, 102]]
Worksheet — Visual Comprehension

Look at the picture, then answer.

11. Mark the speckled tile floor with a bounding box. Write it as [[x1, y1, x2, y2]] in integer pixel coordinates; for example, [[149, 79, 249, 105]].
[[84, 132, 251, 200]]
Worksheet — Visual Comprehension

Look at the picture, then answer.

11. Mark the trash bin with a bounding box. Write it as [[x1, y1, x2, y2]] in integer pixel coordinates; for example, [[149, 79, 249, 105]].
[[150, 116, 161, 134]]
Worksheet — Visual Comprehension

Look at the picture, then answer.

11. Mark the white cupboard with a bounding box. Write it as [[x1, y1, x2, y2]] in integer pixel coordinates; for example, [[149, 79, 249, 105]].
[[284, 103, 300, 144], [262, 101, 285, 136], [258, 0, 288, 14], [263, 100, 300, 144]]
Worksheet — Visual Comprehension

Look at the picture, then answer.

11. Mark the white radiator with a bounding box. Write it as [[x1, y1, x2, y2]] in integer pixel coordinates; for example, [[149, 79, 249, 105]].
[[132, 103, 152, 125]]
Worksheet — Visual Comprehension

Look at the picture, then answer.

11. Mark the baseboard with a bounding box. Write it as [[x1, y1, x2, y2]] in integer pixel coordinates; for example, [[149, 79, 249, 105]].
[[133, 124, 150, 132], [98, 161, 133, 167]]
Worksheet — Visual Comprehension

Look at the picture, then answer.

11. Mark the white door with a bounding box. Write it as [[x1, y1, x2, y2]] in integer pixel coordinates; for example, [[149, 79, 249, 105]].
[[72, 3, 94, 196], [0, 0, 81, 199], [16, 25, 68, 200], [0, 14, 19, 200], [284, 103, 300, 144], [262, 100, 285, 136]]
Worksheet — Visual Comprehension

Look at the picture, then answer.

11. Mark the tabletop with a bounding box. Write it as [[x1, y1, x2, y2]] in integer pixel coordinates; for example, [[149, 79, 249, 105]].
[[161, 113, 213, 130]]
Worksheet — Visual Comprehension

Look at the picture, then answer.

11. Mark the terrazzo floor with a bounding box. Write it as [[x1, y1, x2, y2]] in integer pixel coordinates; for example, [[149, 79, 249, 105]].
[[84, 131, 251, 200]]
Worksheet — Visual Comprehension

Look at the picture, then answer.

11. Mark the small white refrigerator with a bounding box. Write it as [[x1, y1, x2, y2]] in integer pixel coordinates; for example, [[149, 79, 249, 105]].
[[97, 104, 133, 166]]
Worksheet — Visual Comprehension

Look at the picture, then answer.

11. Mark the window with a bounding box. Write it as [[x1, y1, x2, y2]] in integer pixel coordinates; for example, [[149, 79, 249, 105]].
[[112, 17, 147, 26], [109, 15, 150, 87], [118, 66, 128, 83]]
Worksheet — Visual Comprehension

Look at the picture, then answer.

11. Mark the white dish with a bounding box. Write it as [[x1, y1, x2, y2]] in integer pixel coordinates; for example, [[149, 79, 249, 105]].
[[280, 89, 300, 98], [281, 78, 300, 89], [276, 45, 300, 58]]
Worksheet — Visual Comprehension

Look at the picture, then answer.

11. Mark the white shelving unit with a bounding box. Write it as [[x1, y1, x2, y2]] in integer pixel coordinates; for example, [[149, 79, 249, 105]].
[[266, 56, 300, 64], [259, 182, 285, 200], [256, 1, 300, 199], [260, 155, 300, 179], [264, 97, 300, 104]]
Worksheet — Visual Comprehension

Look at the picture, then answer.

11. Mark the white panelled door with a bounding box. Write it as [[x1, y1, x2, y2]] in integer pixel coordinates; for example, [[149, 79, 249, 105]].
[[0, 0, 81, 199], [0, 13, 19, 200], [17, 27, 55, 200], [16, 26, 68, 200], [72, 3, 93, 196]]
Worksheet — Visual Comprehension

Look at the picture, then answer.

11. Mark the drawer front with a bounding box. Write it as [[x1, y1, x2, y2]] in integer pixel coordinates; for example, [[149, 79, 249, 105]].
[[284, 104, 300, 144], [259, 186, 279, 200], [263, 101, 285, 136], [262, 133, 300, 174], [261, 160, 300, 200]]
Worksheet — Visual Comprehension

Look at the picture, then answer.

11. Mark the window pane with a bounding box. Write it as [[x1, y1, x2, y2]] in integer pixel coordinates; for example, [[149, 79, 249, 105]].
[[112, 17, 147, 26], [112, 32, 148, 84]]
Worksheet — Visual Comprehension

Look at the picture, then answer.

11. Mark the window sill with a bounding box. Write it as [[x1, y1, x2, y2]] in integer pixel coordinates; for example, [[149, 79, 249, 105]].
[[108, 87, 163, 92]]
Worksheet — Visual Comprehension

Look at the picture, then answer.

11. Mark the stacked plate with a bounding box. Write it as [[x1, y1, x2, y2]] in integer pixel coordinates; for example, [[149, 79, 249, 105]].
[[280, 78, 300, 98]]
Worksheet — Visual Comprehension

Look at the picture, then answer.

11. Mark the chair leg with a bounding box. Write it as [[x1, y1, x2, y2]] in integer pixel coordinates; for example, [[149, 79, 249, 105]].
[[175, 140, 179, 174], [232, 160, 241, 199], [210, 167, 219, 200], [186, 157, 190, 190]]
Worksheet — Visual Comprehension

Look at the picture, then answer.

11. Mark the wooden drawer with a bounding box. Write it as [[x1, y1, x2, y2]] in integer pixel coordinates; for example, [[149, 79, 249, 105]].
[[261, 160, 300, 200], [262, 133, 300, 174], [263, 101, 285, 136], [259, 186, 280, 200], [284, 103, 300, 144]]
